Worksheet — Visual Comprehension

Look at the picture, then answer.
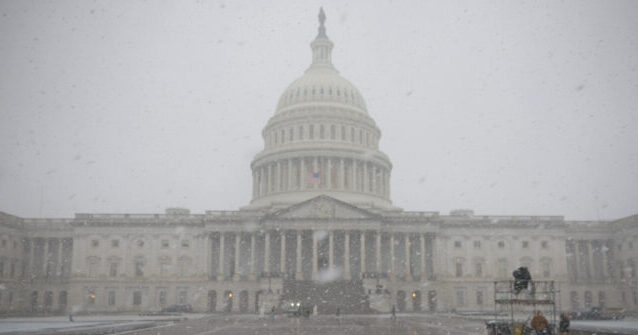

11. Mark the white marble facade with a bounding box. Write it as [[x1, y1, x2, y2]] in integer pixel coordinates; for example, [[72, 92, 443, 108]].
[[1, 9, 637, 315]]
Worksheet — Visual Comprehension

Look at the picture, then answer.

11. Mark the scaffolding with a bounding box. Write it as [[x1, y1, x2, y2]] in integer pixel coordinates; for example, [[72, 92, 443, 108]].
[[490, 280, 557, 335]]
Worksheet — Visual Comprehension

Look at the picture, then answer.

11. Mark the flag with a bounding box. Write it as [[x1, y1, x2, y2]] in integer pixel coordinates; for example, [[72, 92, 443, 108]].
[[306, 171, 320, 185]]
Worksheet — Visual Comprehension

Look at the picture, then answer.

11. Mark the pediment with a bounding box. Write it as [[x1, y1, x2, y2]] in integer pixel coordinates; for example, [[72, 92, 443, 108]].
[[269, 195, 379, 220]]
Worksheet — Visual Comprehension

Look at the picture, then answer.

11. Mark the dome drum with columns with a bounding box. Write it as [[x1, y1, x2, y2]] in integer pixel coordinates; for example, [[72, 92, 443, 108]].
[[246, 8, 397, 212]]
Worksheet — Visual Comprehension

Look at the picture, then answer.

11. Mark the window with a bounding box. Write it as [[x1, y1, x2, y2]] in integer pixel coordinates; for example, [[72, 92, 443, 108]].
[[330, 125, 335, 140], [319, 125, 324, 139], [455, 288, 466, 307], [599, 291, 606, 308], [91, 240, 99, 247], [541, 260, 551, 278], [299, 126, 304, 140], [181, 240, 190, 248], [88, 290, 96, 305], [160, 262, 170, 276], [136, 240, 144, 247], [88, 259, 98, 278], [108, 291, 116, 306], [584, 291, 593, 308], [522, 241, 529, 248], [1, 240, 6, 247], [341, 126, 345, 140], [109, 263, 118, 277], [309, 124, 314, 139], [159, 290, 167, 305], [178, 290, 187, 304], [161, 240, 169, 248], [135, 260, 144, 277], [498, 259, 508, 278], [454, 241, 462, 248], [133, 291, 142, 305], [350, 127, 355, 142], [498, 241, 505, 248], [629, 242, 634, 249], [476, 290, 484, 306], [474, 262, 483, 277], [455, 261, 464, 277], [570, 291, 579, 310], [473, 241, 481, 249], [0, 261, 3, 277], [541, 241, 548, 249]]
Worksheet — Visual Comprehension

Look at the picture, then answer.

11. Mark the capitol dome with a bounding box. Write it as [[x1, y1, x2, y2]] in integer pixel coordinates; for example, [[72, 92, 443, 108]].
[[244, 8, 398, 213]]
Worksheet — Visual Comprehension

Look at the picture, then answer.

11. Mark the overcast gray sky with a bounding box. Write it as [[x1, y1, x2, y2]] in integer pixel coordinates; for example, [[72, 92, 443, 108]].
[[1, 0, 637, 220]]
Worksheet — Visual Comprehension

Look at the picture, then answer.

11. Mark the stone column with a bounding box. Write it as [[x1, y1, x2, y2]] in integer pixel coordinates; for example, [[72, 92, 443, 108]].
[[390, 233, 396, 281], [313, 157, 318, 189], [312, 232, 318, 280], [300, 158, 306, 190], [43, 239, 49, 276], [275, 161, 280, 192], [329, 231, 334, 268], [264, 232, 270, 275], [363, 162, 368, 193], [344, 231, 351, 280], [233, 233, 241, 281], [280, 231, 286, 276], [405, 233, 412, 281], [351, 159, 357, 191], [339, 158, 345, 189], [267, 164, 272, 193], [56, 239, 64, 277], [249, 233, 256, 280], [288, 159, 293, 191], [327, 158, 332, 189], [296, 231, 303, 279], [420, 234, 426, 280], [371, 166, 376, 194], [360, 232, 366, 276], [376, 232, 382, 273], [217, 233, 225, 281], [386, 170, 391, 198]]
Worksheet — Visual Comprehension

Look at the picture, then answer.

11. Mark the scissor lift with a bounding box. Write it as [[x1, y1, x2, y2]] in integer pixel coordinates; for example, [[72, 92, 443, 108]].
[[488, 280, 557, 335]]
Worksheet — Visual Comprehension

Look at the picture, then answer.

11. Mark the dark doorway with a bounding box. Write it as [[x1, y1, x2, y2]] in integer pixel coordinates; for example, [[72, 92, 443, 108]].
[[255, 291, 262, 314], [239, 290, 249, 313], [208, 290, 217, 312], [30, 291, 38, 313], [58, 291, 67, 313], [412, 290, 422, 311], [224, 290, 233, 312], [427, 290, 437, 312], [396, 290, 406, 312]]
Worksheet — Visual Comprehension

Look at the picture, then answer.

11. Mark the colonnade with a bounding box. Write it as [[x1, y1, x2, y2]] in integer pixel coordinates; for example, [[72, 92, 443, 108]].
[[252, 157, 390, 199], [208, 230, 433, 282], [565, 239, 614, 283], [24, 238, 72, 279]]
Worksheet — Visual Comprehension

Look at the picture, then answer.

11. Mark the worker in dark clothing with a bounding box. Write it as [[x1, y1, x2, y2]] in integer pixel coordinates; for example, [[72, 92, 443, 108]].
[[559, 313, 570, 335], [391, 305, 396, 321]]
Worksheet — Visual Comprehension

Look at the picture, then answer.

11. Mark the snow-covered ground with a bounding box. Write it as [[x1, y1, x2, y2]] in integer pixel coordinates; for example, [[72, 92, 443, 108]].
[[572, 320, 638, 333], [0, 313, 207, 334]]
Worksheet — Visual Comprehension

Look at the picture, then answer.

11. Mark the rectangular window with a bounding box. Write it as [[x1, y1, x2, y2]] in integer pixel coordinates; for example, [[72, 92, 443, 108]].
[[454, 241, 462, 248], [475, 262, 483, 277], [476, 290, 484, 306], [133, 291, 142, 305], [473, 241, 481, 249], [179, 290, 187, 304], [135, 261, 144, 277], [542, 262, 551, 278], [455, 288, 466, 307], [91, 240, 99, 247], [161, 240, 169, 248], [541, 241, 549, 249], [181, 240, 190, 248], [498, 241, 505, 248], [455, 262, 463, 277], [159, 290, 167, 305], [111, 240, 119, 248], [522, 241, 529, 248], [108, 291, 116, 306], [160, 263, 170, 276], [109, 263, 118, 277]]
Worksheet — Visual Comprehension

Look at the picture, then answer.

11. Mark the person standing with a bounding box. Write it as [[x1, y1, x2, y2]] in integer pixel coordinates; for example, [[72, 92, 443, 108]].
[[391, 305, 396, 321], [559, 313, 570, 335], [531, 310, 549, 335]]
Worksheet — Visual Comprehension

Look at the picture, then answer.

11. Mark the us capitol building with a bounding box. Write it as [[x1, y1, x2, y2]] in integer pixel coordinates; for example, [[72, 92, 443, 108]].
[[1, 9, 637, 316]]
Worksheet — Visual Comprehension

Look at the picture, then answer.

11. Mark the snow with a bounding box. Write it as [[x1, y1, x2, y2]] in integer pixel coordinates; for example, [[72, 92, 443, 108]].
[[572, 320, 638, 332]]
